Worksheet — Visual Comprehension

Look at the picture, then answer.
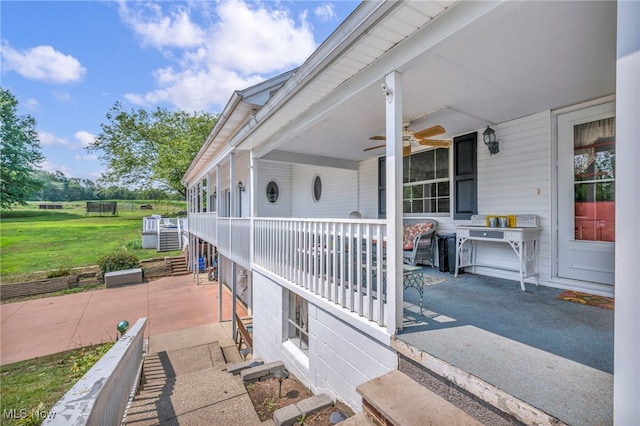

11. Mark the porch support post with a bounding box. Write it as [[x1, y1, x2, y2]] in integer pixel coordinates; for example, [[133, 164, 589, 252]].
[[194, 237, 200, 284], [249, 152, 257, 313], [614, 2, 640, 424], [195, 182, 199, 213], [229, 153, 237, 339], [384, 70, 403, 334], [232, 261, 237, 339], [230, 153, 237, 217], [216, 165, 222, 323]]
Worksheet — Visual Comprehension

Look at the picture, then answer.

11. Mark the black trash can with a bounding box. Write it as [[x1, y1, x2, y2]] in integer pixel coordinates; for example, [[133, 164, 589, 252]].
[[437, 233, 461, 274]]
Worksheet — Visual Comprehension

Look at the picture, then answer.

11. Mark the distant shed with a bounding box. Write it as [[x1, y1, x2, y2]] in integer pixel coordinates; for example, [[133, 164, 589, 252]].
[[86, 201, 118, 216]]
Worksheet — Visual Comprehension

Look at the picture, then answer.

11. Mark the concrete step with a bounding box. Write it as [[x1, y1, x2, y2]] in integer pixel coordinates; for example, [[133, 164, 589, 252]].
[[396, 343, 539, 426], [166, 256, 188, 275], [338, 411, 371, 425], [356, 370, 483, 426], [219, 338, 243, 364]]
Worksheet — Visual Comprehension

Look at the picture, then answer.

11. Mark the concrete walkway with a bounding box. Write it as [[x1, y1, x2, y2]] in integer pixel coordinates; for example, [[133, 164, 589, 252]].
[[0, 274, 244, 365], [125, 324, 271, 426]]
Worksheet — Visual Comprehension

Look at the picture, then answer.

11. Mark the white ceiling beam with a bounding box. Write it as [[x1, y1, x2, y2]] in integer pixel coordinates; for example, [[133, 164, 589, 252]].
[[260, 150, 358, 170]]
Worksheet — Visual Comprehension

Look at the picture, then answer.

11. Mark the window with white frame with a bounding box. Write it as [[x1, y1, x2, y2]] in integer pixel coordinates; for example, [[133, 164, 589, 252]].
[[402, 148, 450, 214], [287, 293, 308, 352]]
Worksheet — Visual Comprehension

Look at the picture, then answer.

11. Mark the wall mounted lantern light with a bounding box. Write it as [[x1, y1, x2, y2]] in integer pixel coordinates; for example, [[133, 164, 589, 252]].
[[483, 126, 499, 155], [238, 181, 246, 192]]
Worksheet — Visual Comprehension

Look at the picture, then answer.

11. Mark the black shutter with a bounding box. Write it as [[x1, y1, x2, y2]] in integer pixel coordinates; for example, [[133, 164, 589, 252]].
[[378, 156, 386, 218], [453, 132, 477, 220]]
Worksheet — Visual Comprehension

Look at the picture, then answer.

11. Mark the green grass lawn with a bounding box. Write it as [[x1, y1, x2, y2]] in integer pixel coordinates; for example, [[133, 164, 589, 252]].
[[0, 201, 185, 281], [0, 343, 114, 426]]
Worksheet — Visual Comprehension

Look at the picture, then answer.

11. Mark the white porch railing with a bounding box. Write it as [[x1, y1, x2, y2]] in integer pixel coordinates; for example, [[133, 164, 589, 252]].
[[254, 218, 388, 326], [142, 216, 158, 232], [142, 217, 187, 233], [218, 217, 251, 268], [43, 318, 147, 426], [188, 212, 217, 245]]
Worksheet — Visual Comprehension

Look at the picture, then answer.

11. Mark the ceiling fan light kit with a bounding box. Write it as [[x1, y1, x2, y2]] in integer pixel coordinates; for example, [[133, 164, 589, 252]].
[[365, 123, 451, 155]]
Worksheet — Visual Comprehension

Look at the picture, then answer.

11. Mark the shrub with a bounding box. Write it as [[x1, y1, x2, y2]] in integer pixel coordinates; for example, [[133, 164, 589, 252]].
[[97, 252, 139, 274], [124, 239, 142, 250]]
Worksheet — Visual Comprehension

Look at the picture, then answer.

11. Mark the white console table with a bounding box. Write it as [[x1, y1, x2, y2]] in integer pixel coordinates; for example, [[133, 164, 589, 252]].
[[454, 226, 541, 291]]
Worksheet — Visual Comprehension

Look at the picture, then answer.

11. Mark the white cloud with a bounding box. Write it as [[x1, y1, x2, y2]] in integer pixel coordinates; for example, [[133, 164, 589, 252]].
[[74, 153, 98, 161], [210, 0, 316, 74], [0, 40, 86, 84], [121, 0, 317, 111], [40, 159, 71, 176], [118, 1, 205, 49], [314, 3, 337, 22], [126, 66, 264, 111], [74, 131, 95, 148], [39, 132, 71, 147]]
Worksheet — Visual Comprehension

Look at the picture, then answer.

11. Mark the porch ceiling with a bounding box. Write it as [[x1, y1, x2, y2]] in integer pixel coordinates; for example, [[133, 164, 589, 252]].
[[254, 1, 616, 163]]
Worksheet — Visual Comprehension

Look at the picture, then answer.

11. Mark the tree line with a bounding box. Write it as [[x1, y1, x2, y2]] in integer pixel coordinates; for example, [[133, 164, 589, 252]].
[[1, 87, 217, 209], [31, 170, 182, 202]]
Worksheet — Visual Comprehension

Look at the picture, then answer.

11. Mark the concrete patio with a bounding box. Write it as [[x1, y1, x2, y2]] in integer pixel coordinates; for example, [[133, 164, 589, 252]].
[[397, 267, 614, 426], [0, 274, 246, 366]]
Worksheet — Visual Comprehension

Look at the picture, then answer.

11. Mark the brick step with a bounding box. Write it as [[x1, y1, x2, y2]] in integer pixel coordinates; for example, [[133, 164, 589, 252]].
[[356, 370, 483, 426]]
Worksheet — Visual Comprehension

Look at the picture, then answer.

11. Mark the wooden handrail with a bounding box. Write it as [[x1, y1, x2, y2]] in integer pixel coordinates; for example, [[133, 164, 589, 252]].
[[235, 312, 253, 352]]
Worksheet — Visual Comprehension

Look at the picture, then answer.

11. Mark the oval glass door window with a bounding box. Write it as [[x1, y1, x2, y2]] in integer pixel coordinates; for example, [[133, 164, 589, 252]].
[[266, 181, 279, 203], [312, 175, 322, 202]]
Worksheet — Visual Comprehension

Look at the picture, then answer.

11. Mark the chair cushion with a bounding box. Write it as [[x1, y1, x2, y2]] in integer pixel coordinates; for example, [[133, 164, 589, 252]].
[[403, 222, 434, 250]]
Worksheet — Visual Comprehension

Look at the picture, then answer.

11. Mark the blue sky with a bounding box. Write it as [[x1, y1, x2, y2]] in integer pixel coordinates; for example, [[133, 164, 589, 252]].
[[1, 0, 359, 181]]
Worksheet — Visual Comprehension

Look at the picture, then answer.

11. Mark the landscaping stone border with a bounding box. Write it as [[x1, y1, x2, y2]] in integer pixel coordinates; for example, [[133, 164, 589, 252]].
[[0, 258, 173, 301]]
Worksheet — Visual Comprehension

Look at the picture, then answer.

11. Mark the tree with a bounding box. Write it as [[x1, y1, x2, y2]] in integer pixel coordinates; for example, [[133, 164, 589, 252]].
[[0, 88, 44, 209], [88, 102, 217, 197]]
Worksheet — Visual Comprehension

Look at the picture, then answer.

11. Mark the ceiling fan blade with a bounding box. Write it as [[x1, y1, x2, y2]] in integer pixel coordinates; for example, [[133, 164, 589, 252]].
[[403, 145, 412, 157], [413, 125, 445, 139], [363, 144, 386, 152], [418, 139, 452, 148], [369, 136, 386, 141]]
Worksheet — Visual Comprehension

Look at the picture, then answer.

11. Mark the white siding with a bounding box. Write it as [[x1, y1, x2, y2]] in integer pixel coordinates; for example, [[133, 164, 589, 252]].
[[219, 256, 233, 290], [291, 165, 359, 218], [358, 157, 380, 219], [256, 161, 293, 217], [235, 151, 251, 217], [473, 111, 552, 283], [252, 271, 397, 411]]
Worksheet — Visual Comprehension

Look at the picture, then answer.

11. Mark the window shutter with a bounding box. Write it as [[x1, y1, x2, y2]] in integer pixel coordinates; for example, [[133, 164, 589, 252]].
[[453, 132, 477, 220], [378, 156, 386, 218]]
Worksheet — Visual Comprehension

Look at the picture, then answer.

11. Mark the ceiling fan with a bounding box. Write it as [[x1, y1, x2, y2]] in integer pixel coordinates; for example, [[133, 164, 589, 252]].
[[364, 123, 451, 156]]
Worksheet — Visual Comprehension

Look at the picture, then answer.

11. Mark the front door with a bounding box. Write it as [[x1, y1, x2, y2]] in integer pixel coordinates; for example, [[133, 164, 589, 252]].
[[557, 102, 615, 285]]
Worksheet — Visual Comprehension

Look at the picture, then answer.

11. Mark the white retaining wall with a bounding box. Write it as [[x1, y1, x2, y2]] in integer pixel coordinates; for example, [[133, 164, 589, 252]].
[[252, 270, 397, 411]]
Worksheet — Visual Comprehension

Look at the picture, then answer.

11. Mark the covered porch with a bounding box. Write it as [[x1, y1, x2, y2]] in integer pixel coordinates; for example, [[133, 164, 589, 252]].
[[181, 0, 638, 421], [396, 267, 613, 425]]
